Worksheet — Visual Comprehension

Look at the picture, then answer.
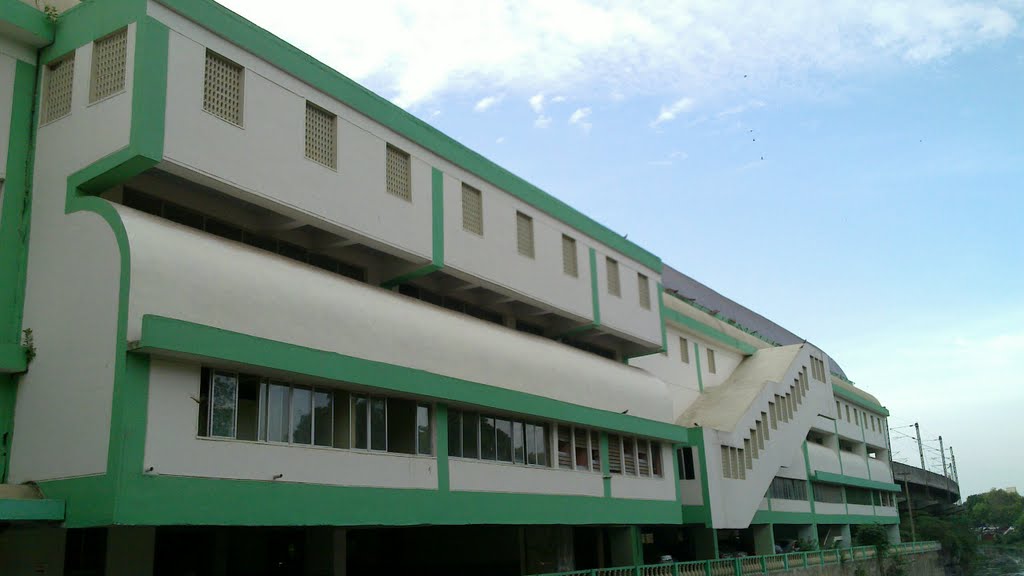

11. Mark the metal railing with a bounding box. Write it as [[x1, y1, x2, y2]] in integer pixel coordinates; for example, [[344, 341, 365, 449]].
[[532, 542, 941, 576]]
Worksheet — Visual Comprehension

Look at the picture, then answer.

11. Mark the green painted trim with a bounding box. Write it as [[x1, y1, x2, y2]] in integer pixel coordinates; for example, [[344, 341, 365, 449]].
[[436, 403, 449, 493], [0, 0, 55, 45], [694, 429, 713, 527], [155, 0, 661, 272], [589, 247, 601, 325], [42, 0, 147, 63], [750, 510, 899, 526], [680, 505, 707, 524], [832, 385, 889, 417], [600, 431, 611, 498], [0, 497, 65, 521], [115, 475, 684, 527], [832, 419, 844, 475], [694, 342, 704, 393], [135, 314, 692, 443], [664, 292, 779, 349], [658, 284, 667, 353], [664, 307, 758, 356], [379, 166, 445, 288], [672, 444, 682, 506], [811, 472, 900, 493], [0, 344, 28, 373]]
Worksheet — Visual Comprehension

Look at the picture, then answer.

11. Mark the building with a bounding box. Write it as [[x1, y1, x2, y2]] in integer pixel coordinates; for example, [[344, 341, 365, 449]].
[[0, 1, 902, 574]]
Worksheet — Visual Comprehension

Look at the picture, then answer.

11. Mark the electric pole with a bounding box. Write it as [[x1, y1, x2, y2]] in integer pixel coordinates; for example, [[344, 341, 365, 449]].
[[939, 435, 952, 505], [915, 423, 926, 471], [899, 472, 916, 543]]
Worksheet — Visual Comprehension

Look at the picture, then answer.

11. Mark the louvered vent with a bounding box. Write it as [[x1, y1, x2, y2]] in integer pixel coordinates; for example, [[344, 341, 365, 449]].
[[462, 184, 483, 235], [42, 55, 74, 124], [721, 445, 732, 478], [608, 434, 622, 474], [204, 50, 243, 126], [606, 257, 620, 296], [638, 273, 651, 309], [557, 426, 573, 469], [305, 102, 336, 169], [516, 212, 534, 258], [90, 28, 127, 103], [385, 145, 411, 201], [561, 235, 578, 277]]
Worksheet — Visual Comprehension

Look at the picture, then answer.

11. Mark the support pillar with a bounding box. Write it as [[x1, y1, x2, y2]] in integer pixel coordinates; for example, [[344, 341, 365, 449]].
[[691, 527, 718, 560], [331, 528, 347, 576], [106, 526, 155, 576], [752, 525, 775, 556], [838, 525, 852, 549]]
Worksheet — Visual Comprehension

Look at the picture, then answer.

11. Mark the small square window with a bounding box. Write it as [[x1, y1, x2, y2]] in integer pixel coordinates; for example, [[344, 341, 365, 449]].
[[385, 144, 412, 201], [679, 337, 690, 363], [638, 273, 651, 309], [90, 28, 127, 103], [462, 184, 483, 235], [707, 348, 717, 374], [42, 54, 75, 124], [561, 235, 578, 277], [606, 257, 620, 297], [305, 101, 337, 169], [203, 50, 244, 126], [516, 211, 534, 258]]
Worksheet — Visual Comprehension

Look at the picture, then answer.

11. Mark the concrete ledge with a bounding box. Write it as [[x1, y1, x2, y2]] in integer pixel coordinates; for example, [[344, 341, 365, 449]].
[[0, 343, 27, 373]]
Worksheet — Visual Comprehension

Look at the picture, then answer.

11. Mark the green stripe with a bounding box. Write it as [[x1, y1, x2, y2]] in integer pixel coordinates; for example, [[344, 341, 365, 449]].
[[750, 510, 899, 525], [156, 0, 661, 272], [42, 0, 147, 63], [379, 166, 445, 288], [0, 497, 64, 521], [664, 307, 758, 355], [658, 283, 667, 352], [436, 403, 449, 493], [694, 342, 704, 393], [589, 247, 601, 325], [811, 472, 900, 493], [135, 314, 692, 443], [832, 385, 889, 417]]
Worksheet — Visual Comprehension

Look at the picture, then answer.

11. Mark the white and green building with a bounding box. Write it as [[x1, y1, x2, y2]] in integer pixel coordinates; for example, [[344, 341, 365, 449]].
[[0, 1, 902, 574]]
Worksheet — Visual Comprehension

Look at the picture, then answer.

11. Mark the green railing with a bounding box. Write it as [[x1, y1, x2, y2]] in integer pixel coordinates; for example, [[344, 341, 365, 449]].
[[532, 542, 941, 576]]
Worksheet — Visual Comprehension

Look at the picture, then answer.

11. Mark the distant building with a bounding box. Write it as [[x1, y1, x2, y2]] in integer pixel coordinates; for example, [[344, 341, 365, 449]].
[[0, 1, 902, 573]]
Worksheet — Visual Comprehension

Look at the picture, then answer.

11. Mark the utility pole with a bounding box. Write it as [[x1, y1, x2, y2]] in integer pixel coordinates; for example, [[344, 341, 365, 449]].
[[899, 472, 916, 543], [939, 435, 952, 505], [915, 423, 926, 471], [950, 447, 960, 504]]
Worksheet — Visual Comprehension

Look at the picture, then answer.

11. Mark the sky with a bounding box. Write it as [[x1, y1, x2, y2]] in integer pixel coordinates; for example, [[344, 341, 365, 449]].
[[217, 0, 1024, 497]]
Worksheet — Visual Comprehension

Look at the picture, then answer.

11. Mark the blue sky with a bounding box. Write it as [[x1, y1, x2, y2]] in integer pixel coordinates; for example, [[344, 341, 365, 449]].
[[221, 0, 1023, 497]]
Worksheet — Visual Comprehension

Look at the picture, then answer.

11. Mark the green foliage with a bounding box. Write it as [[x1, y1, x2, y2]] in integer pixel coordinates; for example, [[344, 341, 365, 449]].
[[965, 489, 1024, 528], [883, 554, 907, 576], [913, 512, 979, 572], [853, 524, 890, 549], [21, 328, 36, 364], [795, 537, 818, 551], [43, 5, 58, 22]]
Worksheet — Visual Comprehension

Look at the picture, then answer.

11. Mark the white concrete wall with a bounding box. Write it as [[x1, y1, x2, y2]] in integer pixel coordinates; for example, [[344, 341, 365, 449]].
[[610, 445, 676, 501], [449, 459, 603, 497], [839, 451, 869, 479], [847, 504, 875, 516], [806, 442, 842, 475], [695, 339, 744, 390], [630, 327, 701, 419], [815, 502, 846, 515], [151, 3, 661, 346], [771, 498, 811, 513], [868, 457, 893, 482], [144, 358, 438, 488], [119, 208, 673, 423], [680, 446, 704, 505], [876, 506, 899, 518], [9, 25, 136, 482]]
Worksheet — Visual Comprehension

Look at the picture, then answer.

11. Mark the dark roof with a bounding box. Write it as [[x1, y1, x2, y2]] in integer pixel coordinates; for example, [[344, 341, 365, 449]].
[[661, 265, 848, 379]]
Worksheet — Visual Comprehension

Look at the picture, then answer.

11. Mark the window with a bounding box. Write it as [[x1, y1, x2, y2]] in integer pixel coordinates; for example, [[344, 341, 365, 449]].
[[854, 409, 860, 426], [706, 348, 717, 374], [678, 447, 696, 480], [622, 436, 637, 475], [606, 257, 620, 296], [449, 408, 549, 467], [590, 430, 601, 472], [679, 337, 690, 363], [608, 434, 623, 474], [385, 144, 412, 201], [871, 415, 876, 432], [845, 404, 851, 422], [203, 50, 243, 126], [516, 211, 534, 258], [836, 400, 841, 417], [197, 368, 430, 454], [462, 183, 483, 235], [847, 486, 873, 506], [90, 28, 127, 103], [638, 273, 651, 309], [769, 477, 808, 501], [42, 54, 74, 124], [813, 482, 844, 504], [561, 235, 578, 277], [305, 102, 337, 169]]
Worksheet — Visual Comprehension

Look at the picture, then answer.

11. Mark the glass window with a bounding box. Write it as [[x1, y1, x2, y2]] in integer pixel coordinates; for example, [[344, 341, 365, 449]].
[[370, 397, 387, 451], [265, 382, 290, 443], [557, 425, 572, 469], [480, 416, 496, 460], [513, 421, 525, 464], [463, 412, 479, 458], [591, 431, 601, 472], [290, 386, 313, 444], [680, 446, 696, 480], [353, 394, 368, 449], [608, 434, 622, 474], [386, 398, 417, 455], [534, 423, 549, 467], [417, 404, 431, 455], [198, 369, 210, 437], [526, 423, 537, 465], [651, 442, 663, 477], [623, 436, 637, 476], [333, 391, 350, 449], [637, 439, 651, 476], [496, 418, 513, 462], [313, 389, 333, 447], [574, 427, 589, 471], [210, 371, 238, 438], [448, 409, 462, 457], [236, 375, 262, 441]]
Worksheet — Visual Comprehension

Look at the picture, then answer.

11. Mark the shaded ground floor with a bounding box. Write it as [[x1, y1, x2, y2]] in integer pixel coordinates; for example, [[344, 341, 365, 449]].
[[0, 521, 900, 576]]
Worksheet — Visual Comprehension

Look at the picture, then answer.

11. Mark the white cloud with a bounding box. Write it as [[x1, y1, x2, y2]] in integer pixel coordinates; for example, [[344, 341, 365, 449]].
[[473, 95, 502, 112], [568, 107, 592, 131], [551, 96, 566, 103], [717, 99, 766, 118], [529, 93, 545, 113], [216, 0, 1021, 108], [496, 136, 505, 144], [651, 97, 695, 126], [534, 114, 552, 128]]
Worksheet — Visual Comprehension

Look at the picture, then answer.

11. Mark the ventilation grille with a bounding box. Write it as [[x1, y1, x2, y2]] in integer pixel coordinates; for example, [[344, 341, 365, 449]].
[[462, 184, 483, 235], [516, 212, 534, 258], [638, 273, 651, 309], [305, 102, 336, 168], [90, 28, 128, 103], [385, 145, 411, 201], [606, 257, 620, 296], [608, 434, 622, 473], [203, 50, 243, 126], [561, 235, 578, 277], [42, 55, 75, 124], [557, 426, 572, 469]]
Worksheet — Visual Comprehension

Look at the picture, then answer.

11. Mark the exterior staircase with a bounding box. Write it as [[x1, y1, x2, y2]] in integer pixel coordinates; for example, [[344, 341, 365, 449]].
[[679, 344, 832, 528]]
